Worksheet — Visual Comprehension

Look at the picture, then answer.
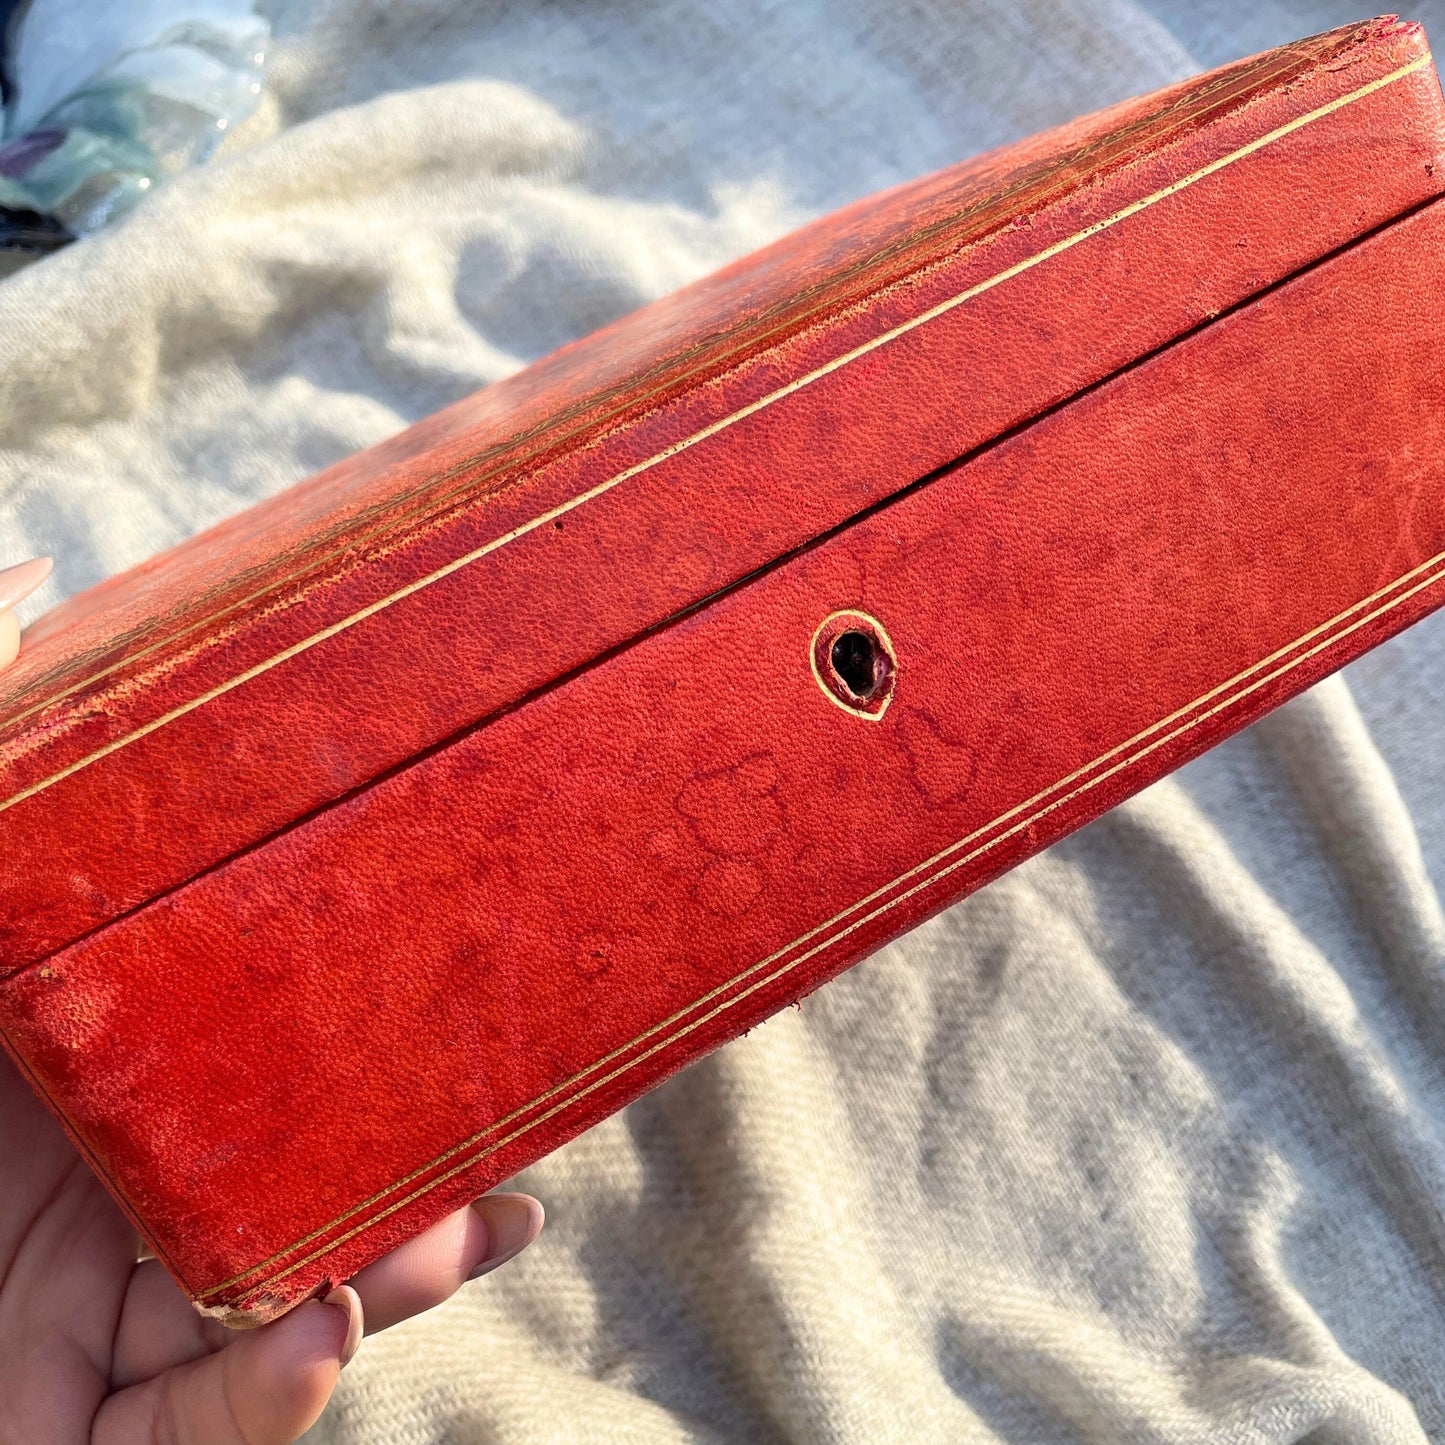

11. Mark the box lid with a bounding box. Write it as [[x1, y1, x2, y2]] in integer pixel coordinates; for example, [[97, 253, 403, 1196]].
[[1, 17, 1442, 971]]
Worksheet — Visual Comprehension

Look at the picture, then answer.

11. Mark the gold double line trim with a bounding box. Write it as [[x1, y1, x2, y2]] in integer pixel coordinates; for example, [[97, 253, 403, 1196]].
[[196, 544, 1445, 1304], [1, 52, 1433, 820]]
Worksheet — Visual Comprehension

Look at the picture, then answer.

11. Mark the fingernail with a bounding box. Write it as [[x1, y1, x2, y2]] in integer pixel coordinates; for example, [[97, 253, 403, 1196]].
[[466, 1193, 544, 1280], [0, 557, 52, 613], [322, 1285, 363, 1367]]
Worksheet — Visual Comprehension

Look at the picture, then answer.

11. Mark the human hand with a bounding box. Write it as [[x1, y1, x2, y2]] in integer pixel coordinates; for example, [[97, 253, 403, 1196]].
[[0, 557, 52, 670], [0, 557, 545, 1442]]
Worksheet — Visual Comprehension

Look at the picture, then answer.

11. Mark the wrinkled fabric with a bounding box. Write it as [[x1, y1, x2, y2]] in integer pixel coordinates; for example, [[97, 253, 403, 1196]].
[[2, 1, 1445, 1440]]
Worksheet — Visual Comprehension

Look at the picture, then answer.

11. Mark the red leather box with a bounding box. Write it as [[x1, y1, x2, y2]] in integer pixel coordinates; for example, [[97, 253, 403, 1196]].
[[3, 18, 1445, 1324]]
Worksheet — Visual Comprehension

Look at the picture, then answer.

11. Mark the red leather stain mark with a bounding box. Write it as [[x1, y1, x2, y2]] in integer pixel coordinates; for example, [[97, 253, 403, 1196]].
[[675, 753, 784, 856], [896, 705, 978, 806], [694, 858, 765, 918], [676, 753, 785, 918]]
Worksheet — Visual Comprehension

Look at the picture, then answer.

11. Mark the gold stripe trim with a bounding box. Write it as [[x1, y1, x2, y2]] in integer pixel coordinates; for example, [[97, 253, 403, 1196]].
[[2, 52, 1432, 819], [0, 37, 1315, 745], [196, 545, 1445, 1302]]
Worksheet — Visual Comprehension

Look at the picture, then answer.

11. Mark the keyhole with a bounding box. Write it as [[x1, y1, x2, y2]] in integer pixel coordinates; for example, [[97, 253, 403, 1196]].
[[830, 631, 879, 698], [810, 610, 897, 719]]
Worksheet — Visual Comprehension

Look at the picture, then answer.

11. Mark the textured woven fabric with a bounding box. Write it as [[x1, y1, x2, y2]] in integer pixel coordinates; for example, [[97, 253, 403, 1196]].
[[4, 1, 1445, 1440]]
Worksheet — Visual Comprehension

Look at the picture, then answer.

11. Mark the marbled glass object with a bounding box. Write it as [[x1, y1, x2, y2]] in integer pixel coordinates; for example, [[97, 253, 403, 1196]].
[[0, 0, 269, 245]]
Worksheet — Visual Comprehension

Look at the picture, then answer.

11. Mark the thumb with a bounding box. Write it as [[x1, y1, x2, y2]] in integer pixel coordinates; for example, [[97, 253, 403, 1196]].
[[0, 557, 52, 670], [94, 1286, 363, 1445]]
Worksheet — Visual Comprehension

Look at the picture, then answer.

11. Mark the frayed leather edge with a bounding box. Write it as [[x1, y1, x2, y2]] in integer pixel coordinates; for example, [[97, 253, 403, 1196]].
[[191, 1285, 324, 1331]]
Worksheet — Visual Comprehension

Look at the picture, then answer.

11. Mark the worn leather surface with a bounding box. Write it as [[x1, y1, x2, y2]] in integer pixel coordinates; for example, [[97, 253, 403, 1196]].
[[0, 19, 1440, 969], [2, 164, 1444, 1322]]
